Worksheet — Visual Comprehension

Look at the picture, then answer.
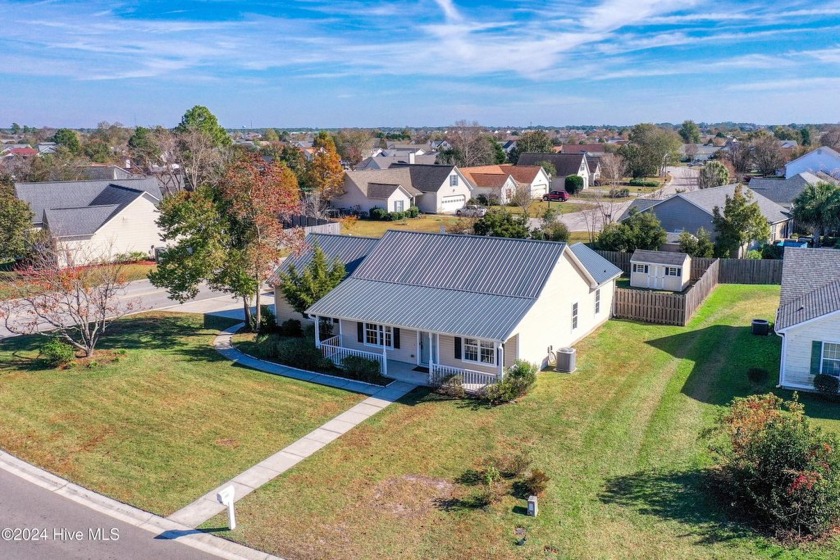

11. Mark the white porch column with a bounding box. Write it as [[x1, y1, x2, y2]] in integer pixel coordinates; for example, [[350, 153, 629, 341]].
[[498, 342, 504, 380], [314, 316, 321, 349], [382, 345, 388, 376]]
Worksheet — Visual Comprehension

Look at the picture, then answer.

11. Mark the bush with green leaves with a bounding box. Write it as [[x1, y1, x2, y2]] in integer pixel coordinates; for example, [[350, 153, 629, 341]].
[[435, 374, 466, 399], [628, 179, 659, 187], [481, 360, 537, 405], [597, 208, 667, 252], [473, 209, 530, 238], [564, 175, 584, 194], [711, 393, 840, 538], [114, 251, 151, 263], [745, 249, 762, 260], [341, 355, 385, 384], [274, 337, 335, 372], [39, 339, 76, 367], [406, 206, 420, 218], [814, 374, 840, 400], [389, 211, 405, 221], [608, 188, 630, 198], [278, 319, 303, 337], [259, 305, 278, 333], [368, 207, 389, 221]]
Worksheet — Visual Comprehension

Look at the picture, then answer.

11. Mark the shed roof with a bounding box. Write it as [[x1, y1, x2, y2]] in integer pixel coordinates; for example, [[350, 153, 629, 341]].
[[631, 249, 689, 266]]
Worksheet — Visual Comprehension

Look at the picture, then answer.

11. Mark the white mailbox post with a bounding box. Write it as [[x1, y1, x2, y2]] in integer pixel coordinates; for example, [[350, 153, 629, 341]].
[[216, 485, 236, 530]]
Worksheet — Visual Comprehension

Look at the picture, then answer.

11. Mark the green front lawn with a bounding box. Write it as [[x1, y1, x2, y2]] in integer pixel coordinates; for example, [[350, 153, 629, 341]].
[[0, 313, 364, 516], [205, 285, 840, 559]]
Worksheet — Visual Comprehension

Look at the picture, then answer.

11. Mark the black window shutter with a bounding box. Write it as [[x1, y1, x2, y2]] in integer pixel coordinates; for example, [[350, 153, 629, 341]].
[[357, 322, 364, 343], [455, 337, 462, 359], [394, 328, 401, 349], [811, 341, 823, 375]]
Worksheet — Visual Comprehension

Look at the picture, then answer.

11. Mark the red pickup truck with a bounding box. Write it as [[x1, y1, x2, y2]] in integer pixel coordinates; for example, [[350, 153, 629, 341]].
[[542, 190, 570, 201]]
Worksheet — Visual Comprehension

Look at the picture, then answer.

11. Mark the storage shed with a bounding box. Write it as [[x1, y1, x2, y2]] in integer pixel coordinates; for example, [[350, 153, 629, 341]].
[[630, 250, 691, 292]]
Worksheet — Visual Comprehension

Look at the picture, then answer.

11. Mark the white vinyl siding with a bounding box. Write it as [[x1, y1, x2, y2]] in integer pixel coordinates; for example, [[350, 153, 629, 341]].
[[779, 313, 840, 390], [572, 302, 579, 330], [595, 289, 601, 314]]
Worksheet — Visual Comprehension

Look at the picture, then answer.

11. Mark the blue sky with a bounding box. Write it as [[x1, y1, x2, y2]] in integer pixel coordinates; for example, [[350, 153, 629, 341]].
[[2, 0, 840, 128]]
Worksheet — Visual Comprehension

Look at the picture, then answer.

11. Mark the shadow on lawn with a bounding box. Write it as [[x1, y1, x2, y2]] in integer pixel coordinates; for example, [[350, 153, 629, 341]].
[[645, 325, 782, 407], [599, 469, 752, 545]]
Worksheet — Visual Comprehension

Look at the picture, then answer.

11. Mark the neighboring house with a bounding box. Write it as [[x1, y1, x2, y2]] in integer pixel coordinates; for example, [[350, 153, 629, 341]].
[[355, 152, 437, 170], [14, 177, 165, 266], [680, 144, 721, 162], [76, 164, 133, 181], [37, 142, 57, 155], [783, 146, 840, 179], [1, 146, 38, 158], [334, 169, 423, 214], [270, 233, 380, 324], [748, 172, 836, 211], [388, 164, 472, 214], [619, 184, 791, 248], [775, 248, 840, 392], [305, 231, 622, 384], [630, 250, 691, 292], [460, 164, 550, 202], [585, 155, 602, 185], [558, 144, 608, 155], [516, 153, 592, 190]]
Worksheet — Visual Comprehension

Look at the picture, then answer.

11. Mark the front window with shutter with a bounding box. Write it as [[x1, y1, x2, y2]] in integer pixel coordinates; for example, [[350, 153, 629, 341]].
[[463, 337, 495, 365], [364, 323, 393, 348], [822, 342, 840, 376]]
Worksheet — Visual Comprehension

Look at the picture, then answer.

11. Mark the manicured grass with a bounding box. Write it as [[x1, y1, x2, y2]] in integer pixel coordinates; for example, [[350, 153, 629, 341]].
[[204, 285, 840, 559], [0, 261, 156, 300], [491, 201, 596, 217], [0, 312, 363, 516]]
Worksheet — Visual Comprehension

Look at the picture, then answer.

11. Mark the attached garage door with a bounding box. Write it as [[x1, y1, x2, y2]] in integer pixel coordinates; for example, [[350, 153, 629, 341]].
[[440, 194, 466, 213]]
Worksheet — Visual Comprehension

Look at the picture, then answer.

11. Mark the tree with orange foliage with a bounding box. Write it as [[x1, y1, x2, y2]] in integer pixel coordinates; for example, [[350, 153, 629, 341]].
[[151, 150, 301, 329], [302, 131, 345, 218]]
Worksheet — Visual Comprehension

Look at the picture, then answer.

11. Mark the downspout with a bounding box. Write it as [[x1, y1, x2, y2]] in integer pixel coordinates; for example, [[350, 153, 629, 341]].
[[774, 307, 784, 388]]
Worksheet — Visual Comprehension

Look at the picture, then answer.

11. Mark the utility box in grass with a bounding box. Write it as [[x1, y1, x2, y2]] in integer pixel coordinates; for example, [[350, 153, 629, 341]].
[[556, 347, 576, 373], [527, 495, 539, 517]]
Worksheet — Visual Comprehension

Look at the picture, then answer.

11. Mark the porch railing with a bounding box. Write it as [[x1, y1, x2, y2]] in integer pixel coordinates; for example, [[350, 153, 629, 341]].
[[320, 340, 387, 376], [429, 363, 499, 392]]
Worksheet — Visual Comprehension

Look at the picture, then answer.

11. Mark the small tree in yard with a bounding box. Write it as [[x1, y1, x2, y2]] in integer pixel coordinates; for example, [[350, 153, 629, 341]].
[[710, 394, 840, 539], [712, 184, 771, 257], [597, 209, 666, 252], [151, 151, 301, 330], [0, 243, 137, 357], [473, 209, 530, 238], [678, 227, 715, 257], [278, 244, 346, 317], [697, 160, 730, 189], [565, 175, 584, 195]]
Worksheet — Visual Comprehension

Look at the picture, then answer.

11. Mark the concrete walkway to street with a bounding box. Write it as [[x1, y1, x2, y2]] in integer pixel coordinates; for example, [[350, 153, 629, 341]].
[[166, 323, 417, 528]]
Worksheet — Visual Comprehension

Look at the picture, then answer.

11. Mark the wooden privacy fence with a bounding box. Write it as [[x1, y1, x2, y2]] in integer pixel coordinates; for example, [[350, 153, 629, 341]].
[[595, 250, 783, 285], [613, 259, 720, 326]]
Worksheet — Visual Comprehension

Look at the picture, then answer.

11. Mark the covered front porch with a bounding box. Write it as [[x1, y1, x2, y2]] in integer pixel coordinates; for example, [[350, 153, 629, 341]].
[[314, 319, 504, 391]]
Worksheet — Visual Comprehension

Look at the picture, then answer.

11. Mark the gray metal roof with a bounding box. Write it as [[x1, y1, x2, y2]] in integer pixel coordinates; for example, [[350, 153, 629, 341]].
[[570, 243, 622, 285], [44, 205, 121, 237], [777, 248, 840, 330], [306, 278, 535, 341], [351, 231, 566, 298], [306, 230, 571, 340], [270, 233, 379, 286], [15, 177, 163, 225], [631, 249, 690, 266]]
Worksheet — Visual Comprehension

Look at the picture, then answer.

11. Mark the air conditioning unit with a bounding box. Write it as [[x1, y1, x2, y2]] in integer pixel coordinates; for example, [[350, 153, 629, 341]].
[[556, 347, 576, 373]]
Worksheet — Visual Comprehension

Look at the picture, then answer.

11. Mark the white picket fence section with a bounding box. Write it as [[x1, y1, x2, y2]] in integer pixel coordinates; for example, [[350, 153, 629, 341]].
[[429, 363, 499, 392], [320, 340, 387, 375]]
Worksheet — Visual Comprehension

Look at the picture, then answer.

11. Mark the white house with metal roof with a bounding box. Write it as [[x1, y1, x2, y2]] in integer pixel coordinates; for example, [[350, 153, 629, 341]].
[[305, 231, 622, 387], [14, 177, 165, 266], [270, 234, 381, 324], [775, 248, 840, 392], [630, 250, 691, 292]]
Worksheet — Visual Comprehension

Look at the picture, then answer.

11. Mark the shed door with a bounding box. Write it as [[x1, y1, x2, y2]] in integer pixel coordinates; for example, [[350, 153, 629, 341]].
[[653, 266, 666, 289]]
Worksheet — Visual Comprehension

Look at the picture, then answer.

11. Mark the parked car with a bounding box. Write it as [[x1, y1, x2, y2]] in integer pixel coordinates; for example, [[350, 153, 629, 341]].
[[456, 205, 487, 217], [542, 190, 570, 202]]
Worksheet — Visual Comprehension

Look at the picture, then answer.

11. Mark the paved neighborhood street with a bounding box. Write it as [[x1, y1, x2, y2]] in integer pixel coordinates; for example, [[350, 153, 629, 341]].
[[0, 280, 233, 340], [0, 469, 217, 560]]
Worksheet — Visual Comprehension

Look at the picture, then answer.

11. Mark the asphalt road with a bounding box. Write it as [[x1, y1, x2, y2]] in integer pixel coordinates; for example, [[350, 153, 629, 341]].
[[0, 279, 231, 339], [0, 469, 217, 560]]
